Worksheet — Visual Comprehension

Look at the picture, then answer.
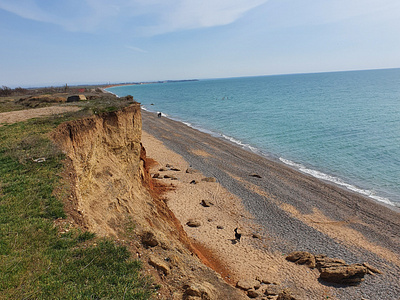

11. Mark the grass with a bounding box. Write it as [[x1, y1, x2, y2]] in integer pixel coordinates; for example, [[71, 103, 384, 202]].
[[0, 102, 155, 299]]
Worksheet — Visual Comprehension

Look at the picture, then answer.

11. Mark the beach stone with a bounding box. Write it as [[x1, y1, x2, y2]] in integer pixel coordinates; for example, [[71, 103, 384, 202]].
[[141, 231, 158, 247], [186, 167, 199, 174], [319, 264, 368, 284], [152, 173, 161, 178], [201, 177, 216, 182], [286, 251, 316, 268], [249, 173, 262, 178], [247, 289, 260, 298], [201, 199, 214, 207], [252, 233, 262, 239], [236, 279, 260, 291], [170, 167, 181, 171], [217, 225, 224, 229], [190, 180, 199, 184], [186, 220, 201, 227], [159, 167, 168, 171], [148, 256, 170, 275]]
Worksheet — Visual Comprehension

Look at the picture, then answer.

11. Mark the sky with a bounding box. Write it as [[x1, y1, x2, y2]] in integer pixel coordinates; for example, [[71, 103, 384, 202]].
[[1, 0, 399, 87]]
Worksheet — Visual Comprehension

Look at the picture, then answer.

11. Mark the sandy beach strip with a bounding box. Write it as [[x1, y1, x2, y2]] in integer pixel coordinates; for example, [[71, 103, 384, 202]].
[[141, 109, 400, 300]]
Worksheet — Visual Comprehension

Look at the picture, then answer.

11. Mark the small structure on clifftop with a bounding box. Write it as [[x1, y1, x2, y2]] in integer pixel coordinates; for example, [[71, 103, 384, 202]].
[[67, 95, 87, 102]]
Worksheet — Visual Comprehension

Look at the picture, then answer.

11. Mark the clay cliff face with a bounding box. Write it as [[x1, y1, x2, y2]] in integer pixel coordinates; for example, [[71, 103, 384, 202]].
[[53, 105, 146, 236], [52, 104, 246, 299]]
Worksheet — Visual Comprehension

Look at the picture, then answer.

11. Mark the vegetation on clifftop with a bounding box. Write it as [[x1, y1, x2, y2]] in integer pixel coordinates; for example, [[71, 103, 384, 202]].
[[0, 96, 155, 299]]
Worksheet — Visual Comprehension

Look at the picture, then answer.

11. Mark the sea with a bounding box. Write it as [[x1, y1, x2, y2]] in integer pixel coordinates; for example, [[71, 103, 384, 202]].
[[106, 68, 400, 208]]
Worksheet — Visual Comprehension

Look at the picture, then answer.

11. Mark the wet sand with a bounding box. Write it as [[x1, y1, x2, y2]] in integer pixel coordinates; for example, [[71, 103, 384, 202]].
[[141, 109, 400, 300]]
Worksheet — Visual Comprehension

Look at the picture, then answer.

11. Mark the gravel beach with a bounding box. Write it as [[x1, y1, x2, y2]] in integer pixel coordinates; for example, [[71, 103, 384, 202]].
[[141, 109, 400, 300]]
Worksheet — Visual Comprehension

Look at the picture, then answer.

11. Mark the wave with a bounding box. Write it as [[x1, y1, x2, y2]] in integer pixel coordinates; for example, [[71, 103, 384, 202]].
[[279, 158, 397, 207]]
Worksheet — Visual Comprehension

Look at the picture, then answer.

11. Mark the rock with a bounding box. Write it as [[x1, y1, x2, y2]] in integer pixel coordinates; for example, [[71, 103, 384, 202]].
[[159, 167, 168, 171], [315, 254, 346, 270], [141, 231, 158, 247], [265, 285, 282, 296], [252, 233, 262, 239], [286, 251, 316, 268], [152, 173, 161, 178], [217, 225, 224, 229], [183, 282, 215, 300], [186, 220, 202, 227], [148, 256, 170, 275], [190, 180, 199, 184], [363, 262, 383, 274], [201, 177, 216, 182], [186, 168, 199, 174], [319, 264, 368, 284], [236, 279, 260, 291], [277, 290, 297, 300], [170, 167, 181, 171], [249, 173, 262, 178], [247, 289, 260, 298], [201, 200, 214, 207]]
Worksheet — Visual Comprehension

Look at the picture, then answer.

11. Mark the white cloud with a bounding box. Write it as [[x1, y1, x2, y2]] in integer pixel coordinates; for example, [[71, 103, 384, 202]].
[[126, 45, 148, 53], [0, 0, 269, 35]]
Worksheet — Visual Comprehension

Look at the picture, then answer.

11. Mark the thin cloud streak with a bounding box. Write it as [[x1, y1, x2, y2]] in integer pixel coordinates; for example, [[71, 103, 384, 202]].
[[0, 0, 269, 35]]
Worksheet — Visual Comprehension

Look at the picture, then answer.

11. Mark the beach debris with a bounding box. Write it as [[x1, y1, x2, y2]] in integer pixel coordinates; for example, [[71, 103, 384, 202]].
[[186, 219, 201, 227], [33, 157, 46, 163], [286, 252, 380, 284], [201, 177, 216, 182], [234, 227, 242, 242], [249, 173, 262, 178], [148, 256, 170, 275], [186, 167, 199, 174], [141, 231, 159, 248], [200, 199, 214, 207]]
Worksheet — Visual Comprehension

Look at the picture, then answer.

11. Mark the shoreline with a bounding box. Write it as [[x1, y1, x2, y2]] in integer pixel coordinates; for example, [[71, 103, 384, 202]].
[[139, 104, 399, 211], [141, 109, 400, 299]]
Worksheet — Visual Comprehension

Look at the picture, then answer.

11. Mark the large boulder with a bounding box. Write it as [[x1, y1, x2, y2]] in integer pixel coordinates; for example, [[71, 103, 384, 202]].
[[319, 264, 368, 284]]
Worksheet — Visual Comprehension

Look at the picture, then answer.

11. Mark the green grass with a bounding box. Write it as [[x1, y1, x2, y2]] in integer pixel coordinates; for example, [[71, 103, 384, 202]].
[[0, 109, 155, 299]]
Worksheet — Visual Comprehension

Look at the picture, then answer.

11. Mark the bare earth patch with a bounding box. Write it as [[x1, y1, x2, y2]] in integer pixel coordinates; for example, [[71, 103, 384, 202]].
[[0, 106, 80, 126]]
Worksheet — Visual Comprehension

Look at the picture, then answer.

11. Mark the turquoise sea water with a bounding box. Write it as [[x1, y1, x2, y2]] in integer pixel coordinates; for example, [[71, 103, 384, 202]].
[[107, 69, 400, 208]]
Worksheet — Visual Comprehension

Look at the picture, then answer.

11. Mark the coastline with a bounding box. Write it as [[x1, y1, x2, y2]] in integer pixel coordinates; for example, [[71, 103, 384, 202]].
[[138, 103, 399, 211], [141, 109, 400, 299]]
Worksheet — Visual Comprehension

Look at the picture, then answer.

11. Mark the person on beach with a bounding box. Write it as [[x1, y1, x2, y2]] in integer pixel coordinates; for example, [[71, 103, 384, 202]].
[[157, 112, 162, 118]]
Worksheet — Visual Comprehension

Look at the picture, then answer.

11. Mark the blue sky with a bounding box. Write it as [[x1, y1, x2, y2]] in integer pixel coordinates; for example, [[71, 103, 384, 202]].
[[1, 0, 399, 87]]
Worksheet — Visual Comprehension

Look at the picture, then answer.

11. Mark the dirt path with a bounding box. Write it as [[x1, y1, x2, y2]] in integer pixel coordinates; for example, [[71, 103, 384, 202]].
[[0, 106, 81, 126]]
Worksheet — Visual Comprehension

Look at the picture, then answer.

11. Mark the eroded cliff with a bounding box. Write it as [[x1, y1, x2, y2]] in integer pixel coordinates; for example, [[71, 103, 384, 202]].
[[52, 104, 246, 299]]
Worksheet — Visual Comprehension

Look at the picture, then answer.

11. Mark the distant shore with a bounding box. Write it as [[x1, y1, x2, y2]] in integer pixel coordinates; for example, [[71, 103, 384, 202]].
[[141, 109, 400, 299]]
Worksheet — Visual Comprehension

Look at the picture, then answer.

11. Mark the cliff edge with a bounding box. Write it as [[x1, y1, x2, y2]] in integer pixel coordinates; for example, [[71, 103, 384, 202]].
[[52, 104, 246, 299]]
